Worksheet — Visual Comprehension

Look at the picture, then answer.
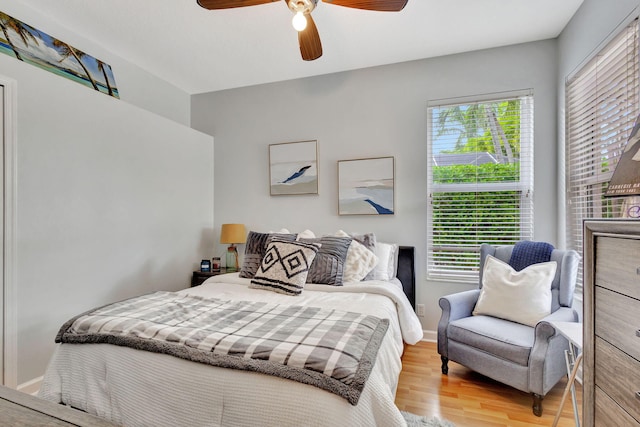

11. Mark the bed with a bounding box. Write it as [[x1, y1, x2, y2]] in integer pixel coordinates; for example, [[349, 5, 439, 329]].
[[39, 241, 422, 427]]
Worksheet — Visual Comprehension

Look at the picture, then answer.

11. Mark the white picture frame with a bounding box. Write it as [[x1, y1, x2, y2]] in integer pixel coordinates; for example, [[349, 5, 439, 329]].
[[338, 156, 395, 215], [269, 140, 319, 196]]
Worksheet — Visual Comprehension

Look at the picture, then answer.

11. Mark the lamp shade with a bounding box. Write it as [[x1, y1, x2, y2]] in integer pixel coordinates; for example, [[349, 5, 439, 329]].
[[220, 223, 247, 244]]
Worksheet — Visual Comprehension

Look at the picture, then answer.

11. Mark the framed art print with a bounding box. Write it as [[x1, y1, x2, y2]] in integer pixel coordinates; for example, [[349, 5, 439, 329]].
[[0, 11, 119, 98], [338, 156, 395, 215], [605, 112, 640, 197], [269, 140, 318, 196]]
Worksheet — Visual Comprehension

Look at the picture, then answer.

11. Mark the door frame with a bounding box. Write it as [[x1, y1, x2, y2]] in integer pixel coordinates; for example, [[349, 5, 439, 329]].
[[0, 75, 18, 388]]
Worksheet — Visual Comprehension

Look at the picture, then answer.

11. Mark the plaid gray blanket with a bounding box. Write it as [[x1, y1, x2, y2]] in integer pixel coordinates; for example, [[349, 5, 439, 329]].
[[55, 292, 389, 405]]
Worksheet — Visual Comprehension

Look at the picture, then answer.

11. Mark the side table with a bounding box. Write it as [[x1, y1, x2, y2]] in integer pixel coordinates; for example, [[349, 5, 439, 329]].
[[550, 321, 583, 427], [191, 268, 229, 287]]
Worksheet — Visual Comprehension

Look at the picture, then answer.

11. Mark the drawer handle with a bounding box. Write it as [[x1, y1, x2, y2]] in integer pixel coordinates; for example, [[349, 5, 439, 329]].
[[637, 391, 640, 401], [637, 330, 640, 338]]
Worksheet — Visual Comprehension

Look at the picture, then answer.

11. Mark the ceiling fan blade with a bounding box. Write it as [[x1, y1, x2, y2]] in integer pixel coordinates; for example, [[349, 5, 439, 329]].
[[321, 0, 407, 12], [298, 13, 322, 61], [197, 0, 278, 10]]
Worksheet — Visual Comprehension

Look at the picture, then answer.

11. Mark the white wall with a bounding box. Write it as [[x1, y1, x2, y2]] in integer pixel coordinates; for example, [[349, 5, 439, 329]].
[[0, 2, 212, 383], [0, 36, 214, 385], [191, 40, 558, 336], [0, 1, 191, 126]]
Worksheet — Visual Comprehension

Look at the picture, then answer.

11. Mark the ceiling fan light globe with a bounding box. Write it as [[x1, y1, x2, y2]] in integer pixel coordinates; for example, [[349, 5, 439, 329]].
[[292, 11, 307, 31]]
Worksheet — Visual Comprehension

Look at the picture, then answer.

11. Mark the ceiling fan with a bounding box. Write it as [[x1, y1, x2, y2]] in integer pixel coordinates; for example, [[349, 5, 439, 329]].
[[197, 0, 408, 61]]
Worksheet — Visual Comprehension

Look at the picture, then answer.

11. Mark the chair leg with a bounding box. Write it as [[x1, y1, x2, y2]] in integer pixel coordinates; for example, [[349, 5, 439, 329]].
[[531, 393, 543, 417], [440, 356, 449, 375]]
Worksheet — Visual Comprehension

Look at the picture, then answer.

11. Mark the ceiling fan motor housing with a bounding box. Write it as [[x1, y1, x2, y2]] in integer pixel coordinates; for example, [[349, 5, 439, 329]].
[[287, 0, 317, 14]]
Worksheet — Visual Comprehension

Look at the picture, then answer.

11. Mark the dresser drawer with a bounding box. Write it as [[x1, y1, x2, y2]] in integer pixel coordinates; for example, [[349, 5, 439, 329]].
[[595, 336, 640, 422], [595, 286, 640, 361], [596, 236, 640, 300], [595, 386, 640, 427]]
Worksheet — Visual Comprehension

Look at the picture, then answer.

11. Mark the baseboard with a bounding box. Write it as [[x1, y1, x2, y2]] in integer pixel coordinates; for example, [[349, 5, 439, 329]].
[[17, 376, 42, 396], [421, 330, 436, 343]]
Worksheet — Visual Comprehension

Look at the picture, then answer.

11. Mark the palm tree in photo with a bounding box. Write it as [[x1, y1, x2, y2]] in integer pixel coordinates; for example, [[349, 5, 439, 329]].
[[96, 59, 115, 96], [0, 12, 39, 62], [51, 39, 99, 91]]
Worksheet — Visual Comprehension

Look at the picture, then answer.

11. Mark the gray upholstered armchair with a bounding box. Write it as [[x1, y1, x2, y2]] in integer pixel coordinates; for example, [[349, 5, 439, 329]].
[[437, 243, 580, 416]]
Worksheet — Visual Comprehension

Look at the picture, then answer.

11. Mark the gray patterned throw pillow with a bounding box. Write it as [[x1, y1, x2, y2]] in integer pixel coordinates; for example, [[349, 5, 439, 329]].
[[300, 236, 352, 286], [250, 239, 320, 295]]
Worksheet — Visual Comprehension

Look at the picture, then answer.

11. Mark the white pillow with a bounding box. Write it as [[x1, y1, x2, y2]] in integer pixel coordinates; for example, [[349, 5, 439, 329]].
[[370, 242, 398, 281], [334, 230, 378, 282], [473, 255, 557, 327], [296, 229, 316, 240]]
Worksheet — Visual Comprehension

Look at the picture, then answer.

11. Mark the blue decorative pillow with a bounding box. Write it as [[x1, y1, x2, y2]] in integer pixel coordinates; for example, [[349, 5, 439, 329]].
[[250, 239, 320, 295], [508, 241, 554, 272]]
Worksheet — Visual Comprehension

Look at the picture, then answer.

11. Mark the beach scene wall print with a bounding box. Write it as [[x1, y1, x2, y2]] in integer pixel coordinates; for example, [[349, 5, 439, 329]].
[[606, 112, 640, 197], [338, 156, 395, 215], [0, 11, 119, 98], [269, 140, 318, 195]]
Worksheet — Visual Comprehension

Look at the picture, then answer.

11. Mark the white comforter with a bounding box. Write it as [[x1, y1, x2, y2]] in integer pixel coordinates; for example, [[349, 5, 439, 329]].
[[39, 274, 423, 427]]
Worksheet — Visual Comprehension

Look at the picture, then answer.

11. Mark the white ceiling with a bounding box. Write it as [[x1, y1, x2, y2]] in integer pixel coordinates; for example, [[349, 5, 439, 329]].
[[18, 0, 583, 94]]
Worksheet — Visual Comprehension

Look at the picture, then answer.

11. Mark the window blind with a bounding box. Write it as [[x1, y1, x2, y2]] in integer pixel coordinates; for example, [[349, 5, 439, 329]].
[[566, 19, 639, 289], [427, 91, 534, 283]]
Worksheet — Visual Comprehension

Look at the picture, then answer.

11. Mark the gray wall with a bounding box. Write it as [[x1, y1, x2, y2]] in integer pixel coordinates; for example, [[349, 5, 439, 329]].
[[558, 0, 639, 77], [0, 10, 215, 385], [191, 40, 559, 337], [0, 1, 191, 126]]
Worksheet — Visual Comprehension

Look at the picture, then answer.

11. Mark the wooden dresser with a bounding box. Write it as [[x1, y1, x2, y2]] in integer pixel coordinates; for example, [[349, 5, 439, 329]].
[[583, 220, 640, 426]]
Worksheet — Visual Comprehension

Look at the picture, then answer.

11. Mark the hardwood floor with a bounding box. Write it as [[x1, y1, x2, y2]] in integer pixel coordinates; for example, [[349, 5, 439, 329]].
[[395, 341, 582, 427]]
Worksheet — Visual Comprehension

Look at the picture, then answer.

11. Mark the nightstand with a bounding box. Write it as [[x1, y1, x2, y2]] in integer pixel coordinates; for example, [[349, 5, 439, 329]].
[[191, 268, 229, 287]]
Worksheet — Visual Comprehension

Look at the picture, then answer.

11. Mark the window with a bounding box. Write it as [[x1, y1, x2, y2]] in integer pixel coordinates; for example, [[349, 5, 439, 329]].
[[566, 19, 639, 289], [427, 91, 534, 283]]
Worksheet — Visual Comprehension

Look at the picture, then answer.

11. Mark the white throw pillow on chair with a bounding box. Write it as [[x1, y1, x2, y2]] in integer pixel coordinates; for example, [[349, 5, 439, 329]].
[[473, 255, 557, 327]]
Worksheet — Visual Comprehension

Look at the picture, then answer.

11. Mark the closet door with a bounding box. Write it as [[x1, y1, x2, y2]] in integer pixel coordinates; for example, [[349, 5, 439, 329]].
[[0, 84, 4, 385]]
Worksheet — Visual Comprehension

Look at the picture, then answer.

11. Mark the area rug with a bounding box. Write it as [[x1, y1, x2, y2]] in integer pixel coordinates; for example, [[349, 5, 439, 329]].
[[401, 411, 456, 427]]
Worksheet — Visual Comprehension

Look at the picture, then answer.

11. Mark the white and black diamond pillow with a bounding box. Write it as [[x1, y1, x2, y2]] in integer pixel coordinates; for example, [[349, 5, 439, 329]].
[[250, 239, 321, 295], [239, 231, 297, 279]]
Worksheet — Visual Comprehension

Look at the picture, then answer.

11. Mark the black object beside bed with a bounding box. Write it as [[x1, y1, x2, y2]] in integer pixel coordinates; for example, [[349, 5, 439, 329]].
[[397, 246, 416, 308]]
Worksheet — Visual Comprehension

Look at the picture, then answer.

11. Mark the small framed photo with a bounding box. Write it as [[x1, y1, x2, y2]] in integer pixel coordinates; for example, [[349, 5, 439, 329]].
[[269, 140, 318, 196], [338, 156, 395, 215]]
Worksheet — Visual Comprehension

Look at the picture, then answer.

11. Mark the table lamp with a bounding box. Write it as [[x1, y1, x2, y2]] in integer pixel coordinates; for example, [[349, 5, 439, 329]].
[[220, 223, 247, 272]]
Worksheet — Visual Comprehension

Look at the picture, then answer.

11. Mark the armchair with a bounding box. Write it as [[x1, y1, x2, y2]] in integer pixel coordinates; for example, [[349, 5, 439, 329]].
[[437, 243, 580, 416]]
